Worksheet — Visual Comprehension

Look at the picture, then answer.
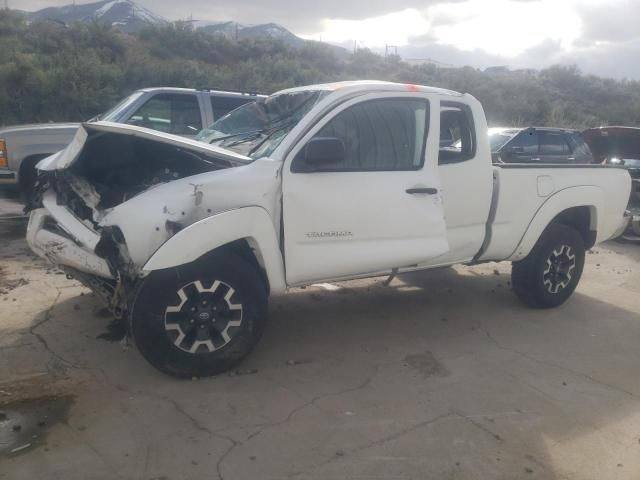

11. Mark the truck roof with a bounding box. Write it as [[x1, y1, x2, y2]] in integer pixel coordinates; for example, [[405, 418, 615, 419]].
[[274, 80, 464, 98], [490, 126, 581, 135], [137, 87, 264, 97]]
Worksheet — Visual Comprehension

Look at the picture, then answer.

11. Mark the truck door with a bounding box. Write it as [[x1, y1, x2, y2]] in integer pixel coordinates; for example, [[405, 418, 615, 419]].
[[282, 93, 449, 285]]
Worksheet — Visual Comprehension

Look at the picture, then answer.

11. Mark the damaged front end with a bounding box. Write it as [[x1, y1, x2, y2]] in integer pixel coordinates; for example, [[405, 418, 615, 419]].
[[26, 121, 252, 318]]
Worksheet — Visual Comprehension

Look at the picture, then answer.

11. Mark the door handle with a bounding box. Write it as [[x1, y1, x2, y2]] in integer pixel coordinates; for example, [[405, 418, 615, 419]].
[[406, 187, 438, 195]]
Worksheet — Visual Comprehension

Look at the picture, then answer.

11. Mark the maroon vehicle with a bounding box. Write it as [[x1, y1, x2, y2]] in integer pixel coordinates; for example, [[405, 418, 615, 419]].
[[583, 127, 640, 239]]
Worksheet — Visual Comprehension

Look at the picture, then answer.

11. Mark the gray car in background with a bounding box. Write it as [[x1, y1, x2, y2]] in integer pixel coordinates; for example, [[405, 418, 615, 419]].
[[489, 127, 594, 164], [0, 87, 264, 193]]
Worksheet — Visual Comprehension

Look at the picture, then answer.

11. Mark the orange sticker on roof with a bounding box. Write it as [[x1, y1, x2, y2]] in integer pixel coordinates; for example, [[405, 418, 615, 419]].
[[326, 82, 346, 91]]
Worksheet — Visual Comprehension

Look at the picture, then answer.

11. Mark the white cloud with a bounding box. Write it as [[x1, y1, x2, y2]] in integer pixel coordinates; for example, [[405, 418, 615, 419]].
[[304, 9, 430, 47], [428, 0, 582, 57], [305, 0, 615, 57]]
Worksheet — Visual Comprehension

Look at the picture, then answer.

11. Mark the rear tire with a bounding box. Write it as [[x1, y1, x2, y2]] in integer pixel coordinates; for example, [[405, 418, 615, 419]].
[[19, 154, 49, 199], [131, 250, 268, 378], [511, 224, 585, 309]]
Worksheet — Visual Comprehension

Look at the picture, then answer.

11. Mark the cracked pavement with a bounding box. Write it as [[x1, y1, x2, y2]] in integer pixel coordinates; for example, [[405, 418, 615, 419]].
[[2, 194, 640, 479]]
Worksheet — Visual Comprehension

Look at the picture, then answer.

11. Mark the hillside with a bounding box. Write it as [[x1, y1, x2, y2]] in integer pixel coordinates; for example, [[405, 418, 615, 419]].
[[21, 0, 316, 48], [27, 0, 166, 33], [1, 8, 640, 129]]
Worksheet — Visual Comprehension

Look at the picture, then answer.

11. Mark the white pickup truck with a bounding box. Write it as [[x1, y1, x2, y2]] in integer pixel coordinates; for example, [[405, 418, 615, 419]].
[[26, 80, 631, 378]]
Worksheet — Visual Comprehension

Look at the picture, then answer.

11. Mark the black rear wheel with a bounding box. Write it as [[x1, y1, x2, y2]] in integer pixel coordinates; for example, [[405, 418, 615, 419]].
[[512, 224, 585, 309], [131, 250, 268, 378], [19, 154, 50, 200]]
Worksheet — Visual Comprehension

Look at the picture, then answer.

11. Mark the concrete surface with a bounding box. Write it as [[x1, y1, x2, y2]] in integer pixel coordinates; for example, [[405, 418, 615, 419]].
[[1, 204, 640, 479], [0, 187, 24, 219]]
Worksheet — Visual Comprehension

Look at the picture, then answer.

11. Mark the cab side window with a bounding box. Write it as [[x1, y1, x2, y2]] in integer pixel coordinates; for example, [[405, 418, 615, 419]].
[[438, 103, 476, 165], [127, 93, 202, 135], [296, 98, 429, 171]]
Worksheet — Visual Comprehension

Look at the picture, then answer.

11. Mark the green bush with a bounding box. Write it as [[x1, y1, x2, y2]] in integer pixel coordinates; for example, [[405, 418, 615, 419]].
[[2, 9, 640, 129]]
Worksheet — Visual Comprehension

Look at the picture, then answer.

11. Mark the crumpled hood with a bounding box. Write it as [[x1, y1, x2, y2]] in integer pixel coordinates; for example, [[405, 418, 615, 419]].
[[37, 121, 251, 172]]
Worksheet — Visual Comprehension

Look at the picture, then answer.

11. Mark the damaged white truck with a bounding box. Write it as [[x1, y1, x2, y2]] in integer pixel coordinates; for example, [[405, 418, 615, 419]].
[[26, 81, 631, 378]]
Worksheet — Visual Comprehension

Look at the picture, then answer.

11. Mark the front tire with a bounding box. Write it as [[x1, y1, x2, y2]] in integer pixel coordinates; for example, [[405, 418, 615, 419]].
[[131, 251, 268, 378], [511, 224, 585, 309]]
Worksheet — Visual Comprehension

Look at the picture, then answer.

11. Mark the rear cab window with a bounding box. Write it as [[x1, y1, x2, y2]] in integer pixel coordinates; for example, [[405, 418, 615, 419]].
[[438, 102, 476, 165]]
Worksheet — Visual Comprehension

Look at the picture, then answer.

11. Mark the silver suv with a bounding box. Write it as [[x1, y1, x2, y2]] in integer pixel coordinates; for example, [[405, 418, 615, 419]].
[[0, 87, 265, 193]]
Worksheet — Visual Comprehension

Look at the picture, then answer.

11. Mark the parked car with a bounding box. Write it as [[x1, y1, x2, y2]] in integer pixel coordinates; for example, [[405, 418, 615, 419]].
[[583, 126, 640, 239], [489, 127, 594, 164], [26, 81, 631, 378], [0, 87, 265, 194]]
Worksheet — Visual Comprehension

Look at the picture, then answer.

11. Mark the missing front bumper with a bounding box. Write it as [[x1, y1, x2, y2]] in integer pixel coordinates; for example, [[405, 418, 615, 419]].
[[26, 190, 114, 279]]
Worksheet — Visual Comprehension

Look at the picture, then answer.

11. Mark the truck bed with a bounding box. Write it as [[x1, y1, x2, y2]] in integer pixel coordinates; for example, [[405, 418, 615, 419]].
[[479, 164, 631, 262]]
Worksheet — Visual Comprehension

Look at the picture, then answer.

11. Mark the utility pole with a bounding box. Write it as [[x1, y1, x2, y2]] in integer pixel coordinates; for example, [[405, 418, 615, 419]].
[[4, 0, 9, 10], [385, 45, 398, 57]]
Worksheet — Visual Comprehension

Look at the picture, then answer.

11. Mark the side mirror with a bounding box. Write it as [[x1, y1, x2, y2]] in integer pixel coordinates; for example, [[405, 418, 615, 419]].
[[293, 137, 345, 172]]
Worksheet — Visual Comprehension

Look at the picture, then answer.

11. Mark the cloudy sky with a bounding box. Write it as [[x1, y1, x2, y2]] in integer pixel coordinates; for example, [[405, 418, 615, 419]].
[[16, 0, 640, 79]]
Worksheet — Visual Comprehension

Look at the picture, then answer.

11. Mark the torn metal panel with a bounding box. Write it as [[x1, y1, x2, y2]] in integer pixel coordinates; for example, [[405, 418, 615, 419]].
[[41, 190, 101, 250], [36, 126, 88, 171], [27, 209, 114, 278]]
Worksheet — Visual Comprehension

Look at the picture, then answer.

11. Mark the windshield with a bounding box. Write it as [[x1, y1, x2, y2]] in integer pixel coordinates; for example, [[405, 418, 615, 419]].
[[489, 131, 516, 152], [98, 91, 144, 122], [196, 90, 329, 158]]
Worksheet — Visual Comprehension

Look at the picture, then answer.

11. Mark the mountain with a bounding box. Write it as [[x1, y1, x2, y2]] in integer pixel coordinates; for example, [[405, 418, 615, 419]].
[[194, 21, 305, 48], [24, 1, 346, 54], [27, 0, 166, 33]]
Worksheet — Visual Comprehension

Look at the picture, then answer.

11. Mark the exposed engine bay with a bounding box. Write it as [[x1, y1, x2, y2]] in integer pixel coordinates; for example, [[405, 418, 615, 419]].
[[68, 131, 230, 208]]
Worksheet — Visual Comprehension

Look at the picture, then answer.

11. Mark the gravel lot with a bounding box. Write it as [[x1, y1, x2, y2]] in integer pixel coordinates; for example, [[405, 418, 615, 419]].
[[1, 191, 640, 480]]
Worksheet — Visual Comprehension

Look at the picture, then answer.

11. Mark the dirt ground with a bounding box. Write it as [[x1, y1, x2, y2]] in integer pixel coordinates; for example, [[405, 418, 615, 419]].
[[2, 192, 640, 480]]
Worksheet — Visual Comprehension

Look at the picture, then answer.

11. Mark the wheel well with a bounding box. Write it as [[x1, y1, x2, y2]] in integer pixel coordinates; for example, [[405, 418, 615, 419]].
[[550, 206, 596, 249], [208, 239, 271, 294], [19, 153, 51, 190]]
